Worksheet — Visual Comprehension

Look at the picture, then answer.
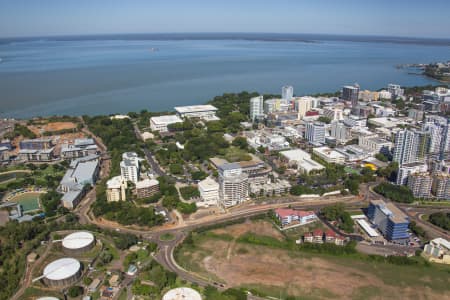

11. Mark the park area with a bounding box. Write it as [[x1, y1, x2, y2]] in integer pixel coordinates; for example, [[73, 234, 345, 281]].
[[175, 219, 450, 300], [9, 192, 42, 212]]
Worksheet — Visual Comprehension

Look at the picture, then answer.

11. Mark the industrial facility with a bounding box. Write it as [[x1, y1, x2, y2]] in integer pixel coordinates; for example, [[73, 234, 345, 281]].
[[41, 257, 82, 287], [62, 231, 96, 255]]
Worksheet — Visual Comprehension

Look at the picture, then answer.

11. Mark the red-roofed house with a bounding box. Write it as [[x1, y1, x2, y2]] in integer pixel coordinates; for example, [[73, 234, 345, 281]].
[[313, 229, 324, 244], [304, 232, 313, 243], [325, 229, 337, 243], [335, 235, 345, 246], [274, 208, 317, 226]]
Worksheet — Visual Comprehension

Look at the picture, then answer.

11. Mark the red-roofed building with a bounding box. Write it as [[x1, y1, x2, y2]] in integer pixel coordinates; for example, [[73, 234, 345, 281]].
[[335, 235, 345, 246], [304, 232, 314, 243], [325, 229, 337, 243], [274, 208, 317, 226], [313, 229, 324, 243]]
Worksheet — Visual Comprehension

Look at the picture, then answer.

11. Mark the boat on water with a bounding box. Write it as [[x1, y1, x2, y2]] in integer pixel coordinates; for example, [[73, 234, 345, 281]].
[[149, 48, 159, 52]]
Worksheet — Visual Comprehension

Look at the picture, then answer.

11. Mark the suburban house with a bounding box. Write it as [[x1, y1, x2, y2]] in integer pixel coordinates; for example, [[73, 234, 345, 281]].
[[274, 208, 317, 226]]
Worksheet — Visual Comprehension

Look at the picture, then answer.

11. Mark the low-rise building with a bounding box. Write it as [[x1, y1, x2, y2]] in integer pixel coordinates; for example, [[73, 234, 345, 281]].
[[280, 149, 325, 175], [19, 138, 53, 150], [135, 179, 159, 198], [358, 135, 392, 155], [423, 238, 450, 264], [197, 177, 220, 207], [18, 148, 55, 162], [274, 208, 316, 226], [174, 105, 219, 121], [150, 115, 183, 132], [61, 138, 98, 159], [59, 155, 100, 209], [313, 229, 324, 244], [250, 180, 291, 197], [0, 146, 10, 161], [106, 176, 127, 202], [313, 146, 346, 164]]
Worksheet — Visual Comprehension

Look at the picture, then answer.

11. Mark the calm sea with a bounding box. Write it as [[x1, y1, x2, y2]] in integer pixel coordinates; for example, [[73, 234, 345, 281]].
[[0, 33, 449, 118]]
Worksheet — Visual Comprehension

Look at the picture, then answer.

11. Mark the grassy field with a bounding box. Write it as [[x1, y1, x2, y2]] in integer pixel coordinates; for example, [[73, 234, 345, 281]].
[[175, 219, 450, 300]]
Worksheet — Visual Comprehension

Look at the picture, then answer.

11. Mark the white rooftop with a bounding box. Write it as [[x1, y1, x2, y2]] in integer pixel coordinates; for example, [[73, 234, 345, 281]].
[[62, 231, 95, 250], [357, 219, 379, 237], [280, 149, 311, 162], [43, 258, 81, 281], [136, 178, 159, 189], [150, 115, 182, 125], [174, 105, 218, 114], [198, 177, 219, 191], [313, 146, 346, 160], [431, 238, 450, 250], [162, 287, 202, 300], [107, 175, 124, 189]]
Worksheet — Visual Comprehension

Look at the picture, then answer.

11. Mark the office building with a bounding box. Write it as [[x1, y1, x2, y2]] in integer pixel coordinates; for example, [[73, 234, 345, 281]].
[[150, 115, 183, 132], [250, 96, 264, 121], [218, 163, 249, 207], [323, 106, 344, 121], [367, 200, 409, 241], [407, 172, 432, 198], [358, 135, 392, 155], [106, 176, 127, 202], [61, 138, 98, 159], [264, 99, 290, 114], [313, 146, 346, 164], [18, 148, 55, 162], [305, 121, 326, 144], [342, 85, 360, 107], [282, 85, 294, 101], [174, 105, 219, 121], [331, 121, 350, 144]]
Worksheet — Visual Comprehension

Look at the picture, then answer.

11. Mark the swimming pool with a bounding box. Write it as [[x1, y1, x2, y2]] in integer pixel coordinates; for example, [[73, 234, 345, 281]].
[[10, 193, 42, 212]]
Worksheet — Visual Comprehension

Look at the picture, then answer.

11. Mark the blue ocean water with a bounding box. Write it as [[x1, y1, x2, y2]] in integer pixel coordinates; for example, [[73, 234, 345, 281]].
[[0, 34, 449, 118]]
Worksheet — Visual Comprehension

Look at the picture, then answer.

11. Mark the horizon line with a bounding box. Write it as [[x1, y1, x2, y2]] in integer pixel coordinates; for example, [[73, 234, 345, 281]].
[[1, 31, 450, 41]]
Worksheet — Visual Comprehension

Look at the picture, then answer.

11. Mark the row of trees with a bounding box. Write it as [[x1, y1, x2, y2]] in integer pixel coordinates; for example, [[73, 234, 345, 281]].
[[373, 182, 414, 203]]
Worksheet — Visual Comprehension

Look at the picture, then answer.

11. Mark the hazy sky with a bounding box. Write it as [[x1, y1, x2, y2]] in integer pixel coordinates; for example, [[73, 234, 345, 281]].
[[1, 0, 450, 38]]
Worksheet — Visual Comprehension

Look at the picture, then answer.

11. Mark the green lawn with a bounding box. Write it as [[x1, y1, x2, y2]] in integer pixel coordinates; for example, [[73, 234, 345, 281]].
[[160, 233, 175, 241]]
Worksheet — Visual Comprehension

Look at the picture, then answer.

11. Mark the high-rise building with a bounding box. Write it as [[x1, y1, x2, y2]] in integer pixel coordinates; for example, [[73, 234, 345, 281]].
[[249, 96, 264, 122], [120, 152, 140, 183], [282, 85, 294, 101], [367, 200, 409, 241], [407, 172, 432, 198], [342, 85, 360, 107], [393, 129, 428, 166], [323, 106, 344, 121], [396, 163, 428, 185], [305, 122, 326, 145], [432, 173, 450, 199], [294, 97, 313, 119], [106, 176, 128, 202], [388, 84, 404, 99], [331, 121, 350, 144], [218, 163, 249, 207]]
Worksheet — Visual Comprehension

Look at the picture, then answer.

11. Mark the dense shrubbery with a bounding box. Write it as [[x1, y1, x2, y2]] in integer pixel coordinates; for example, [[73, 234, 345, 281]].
[[373, 182, 415, 203], [40, 190, 62, 216], [409, 221, 426, 238], [132, 260, 177, 298], [321, 204, 354, 233], [179, 186, 200, 200], [428, 212, 450, 231], [0, 221, 51, 300]]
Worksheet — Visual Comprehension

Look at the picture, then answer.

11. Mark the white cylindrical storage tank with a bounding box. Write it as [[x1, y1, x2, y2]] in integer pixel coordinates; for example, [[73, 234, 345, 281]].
[[62, 231, 95, 255], [162, 287, 202, 300], [42, 258, 82, 287]]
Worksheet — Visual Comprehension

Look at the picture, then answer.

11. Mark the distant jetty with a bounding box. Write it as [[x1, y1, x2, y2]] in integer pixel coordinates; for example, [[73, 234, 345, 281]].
[[397, 61, 450, 83]]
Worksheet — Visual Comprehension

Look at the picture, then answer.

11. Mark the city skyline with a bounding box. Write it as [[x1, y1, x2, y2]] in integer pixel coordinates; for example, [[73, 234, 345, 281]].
[[1, 0, 450, 38]]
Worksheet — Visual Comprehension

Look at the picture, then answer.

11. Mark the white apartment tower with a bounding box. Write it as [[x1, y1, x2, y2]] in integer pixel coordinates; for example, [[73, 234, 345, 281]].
[[218, 163, 249, 207], [120, 152, 140, 183], [250, 96, 264, 122], [294, 97, 313, 119], [393, 129, 427, 166]]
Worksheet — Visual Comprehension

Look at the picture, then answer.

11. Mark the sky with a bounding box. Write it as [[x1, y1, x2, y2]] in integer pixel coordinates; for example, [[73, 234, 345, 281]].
[[1, 0, 450, 38]]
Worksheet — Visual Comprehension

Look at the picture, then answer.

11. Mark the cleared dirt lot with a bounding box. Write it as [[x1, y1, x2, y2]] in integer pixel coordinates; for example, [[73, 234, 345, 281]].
[[177, 220, 450, 300]]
